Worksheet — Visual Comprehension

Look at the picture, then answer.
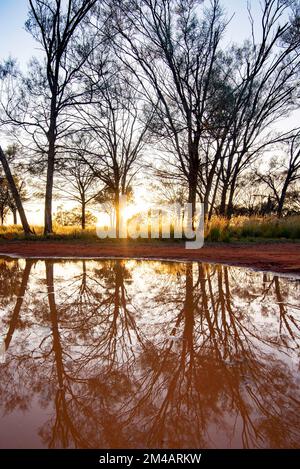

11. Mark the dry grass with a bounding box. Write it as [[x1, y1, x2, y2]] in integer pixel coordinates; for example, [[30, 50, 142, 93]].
[[0, 224, 97, 241], [205, 215, 300, 241], [1, 215, 300, 242]]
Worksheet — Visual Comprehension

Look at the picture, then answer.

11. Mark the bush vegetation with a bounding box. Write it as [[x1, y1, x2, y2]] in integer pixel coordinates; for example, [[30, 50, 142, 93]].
[[205, 216, 300, 242], [1, 216, 300, 243]]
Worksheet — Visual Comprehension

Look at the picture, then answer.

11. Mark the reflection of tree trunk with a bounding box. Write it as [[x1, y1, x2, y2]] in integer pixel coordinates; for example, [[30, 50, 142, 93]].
[[81, 260, 87, 293], [46, 262, 65, 390], [114, 262, 129, 327], [4, 260, 33, 351], [45, 261, 85, 448], [182, 264, 195, 349], [114, 262, 121, 315], [111, 261, 144, 350], [181, 263, 197, 387], [199, 264, 223, 361], [146, 263, 198, 447], [274, 276, 294, 341]]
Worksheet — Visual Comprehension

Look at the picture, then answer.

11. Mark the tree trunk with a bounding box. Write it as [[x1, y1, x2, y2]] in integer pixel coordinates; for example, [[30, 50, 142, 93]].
[[44, 136, 55, 235], [44, 92, 58, 236], [208, 171, 221, 220], [203, 191, 210, 219], [81, 200, 86, 230], [277, 181, 289, 217], [188, 178, 197, 230], [226, 172, 238, 219], [204, 150, 221, 218], [147, 209, 151, 239], [219, 187, 227, 216], [115, 190, 120, 239], [0, 145, 33, 235], [12, 208, 17, 225], [187, 139, 199, 227]]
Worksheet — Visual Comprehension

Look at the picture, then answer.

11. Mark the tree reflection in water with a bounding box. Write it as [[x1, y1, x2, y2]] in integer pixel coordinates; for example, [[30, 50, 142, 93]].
[[0, 258, 299, 449]]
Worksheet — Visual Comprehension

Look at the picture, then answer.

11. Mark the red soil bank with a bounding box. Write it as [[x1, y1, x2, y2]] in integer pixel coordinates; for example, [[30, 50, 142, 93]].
[[1, 240, 300, 275]]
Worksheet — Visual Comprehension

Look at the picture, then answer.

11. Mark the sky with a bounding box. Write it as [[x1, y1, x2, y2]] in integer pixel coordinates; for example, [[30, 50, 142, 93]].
[[0, 0, 38, 69], [0, 0, 263, 68], [0, 0, 298, 224]]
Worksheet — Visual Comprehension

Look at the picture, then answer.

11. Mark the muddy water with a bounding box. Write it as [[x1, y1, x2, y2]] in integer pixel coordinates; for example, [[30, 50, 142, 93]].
[[0, 258, 300, 449]]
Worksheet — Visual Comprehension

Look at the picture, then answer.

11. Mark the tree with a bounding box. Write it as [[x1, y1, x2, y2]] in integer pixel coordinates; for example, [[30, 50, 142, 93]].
[[54, 207, 96, 226], [22, 0, 98, 234], [79, 59, 152, 237], [5, 145, 29, 225], [110, 0, 300, 221], [257, 132, 300, 217], [215, 0, 300, 218], [111, 0, 225, 222], [7, 177, 28, 225], [0, 147, 33, 233], [0, 63, 33, 234], [55, 138, 102, 229], [0, 175, 10, 225]]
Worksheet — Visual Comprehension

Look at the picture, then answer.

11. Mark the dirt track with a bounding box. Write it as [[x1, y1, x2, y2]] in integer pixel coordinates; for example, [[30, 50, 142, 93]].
[[1, 240, 300, 275]]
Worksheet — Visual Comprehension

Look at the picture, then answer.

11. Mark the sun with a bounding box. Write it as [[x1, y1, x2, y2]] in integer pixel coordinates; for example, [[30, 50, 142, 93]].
[[121, 201, 148, 221]]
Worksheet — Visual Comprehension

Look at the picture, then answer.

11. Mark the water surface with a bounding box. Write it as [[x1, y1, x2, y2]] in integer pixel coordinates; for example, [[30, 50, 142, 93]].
[[0, 258, 300, 449]]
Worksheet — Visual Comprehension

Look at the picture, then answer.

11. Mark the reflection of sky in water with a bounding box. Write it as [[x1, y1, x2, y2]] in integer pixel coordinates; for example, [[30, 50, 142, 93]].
[[0, 258, 300, 449]]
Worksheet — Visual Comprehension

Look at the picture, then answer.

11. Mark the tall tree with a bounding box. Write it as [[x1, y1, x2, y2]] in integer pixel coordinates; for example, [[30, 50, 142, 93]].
[[215, 0, 300, 218], [24, 0, 98, 234], [111, 0, 225, 221], [0, 147, 32, 233], [55, 139, 101, 229], [257, 132, 300, 217], [78, 59, 152, 237], [0, 62, 33, 234], [0, 173, 10, 225]]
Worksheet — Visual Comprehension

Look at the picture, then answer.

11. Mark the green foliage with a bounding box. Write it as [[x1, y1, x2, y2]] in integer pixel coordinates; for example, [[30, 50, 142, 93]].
[[54, 208, 96, 226]]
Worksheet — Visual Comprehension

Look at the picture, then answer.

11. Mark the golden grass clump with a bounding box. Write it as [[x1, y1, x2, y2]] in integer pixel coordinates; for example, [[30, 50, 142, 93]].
[[1, 215, 300, 242]]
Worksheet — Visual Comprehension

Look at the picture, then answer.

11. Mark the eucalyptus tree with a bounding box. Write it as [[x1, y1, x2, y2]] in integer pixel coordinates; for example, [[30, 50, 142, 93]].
[[55, 137, 102, 229], [27, 0, 101, 234], [0, 62, 33, 234], [1, 0, 100, 235], [215, 0, 300, 218], [257, 131, 300, 217], [110, 0, 226, 221], [78, 57, 153, 237], [0, 174, 10, 225], [110, 0, 300, 220]]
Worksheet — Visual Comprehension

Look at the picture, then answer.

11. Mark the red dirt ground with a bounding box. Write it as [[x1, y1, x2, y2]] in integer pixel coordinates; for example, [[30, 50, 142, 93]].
[[1, 240, 300, 275]]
